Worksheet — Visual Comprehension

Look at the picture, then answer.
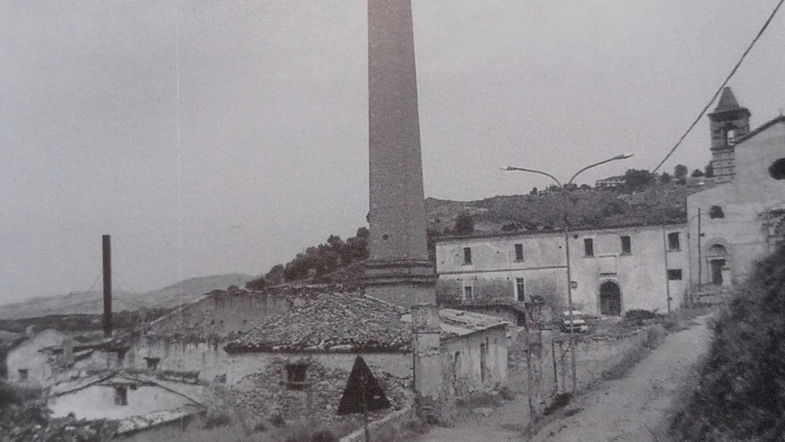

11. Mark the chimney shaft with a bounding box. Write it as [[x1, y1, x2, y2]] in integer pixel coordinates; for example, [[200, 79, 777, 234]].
[[102, 235, 112, 338]]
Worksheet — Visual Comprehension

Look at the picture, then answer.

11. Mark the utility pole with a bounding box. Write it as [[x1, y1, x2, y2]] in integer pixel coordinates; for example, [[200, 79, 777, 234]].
[[697, 207, 703, 296], [503, 153, 632, 396], [562, 216, 577, 394], [102, 234, 112, 338]]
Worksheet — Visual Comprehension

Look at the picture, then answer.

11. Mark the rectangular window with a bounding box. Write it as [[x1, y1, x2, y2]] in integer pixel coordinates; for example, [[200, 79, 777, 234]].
[[668, 232, 680, 251], [114, 386, 128, 406], [584, 238, 594, 257], [667, 269, 683, 280], [514, 244, 524, 262], [463, 247, 472, 265], [463, 285, 473, 300], [18, 369, 28, 381], [515, 278, 525, 301], [285, 363, 308, 391], [144, 357, 160, 371], [621, 236, 632, 254]]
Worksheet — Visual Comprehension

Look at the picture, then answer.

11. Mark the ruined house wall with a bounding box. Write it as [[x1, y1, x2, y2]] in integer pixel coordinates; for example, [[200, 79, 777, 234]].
[[5, 329, 66, 386], [146, 290, 292, 338], [440, 327, 508, 398], [222, 354, 412, 430], [126, 334, 413, 387], [125, 338, 262, 385], [48, 383, 193, 421]]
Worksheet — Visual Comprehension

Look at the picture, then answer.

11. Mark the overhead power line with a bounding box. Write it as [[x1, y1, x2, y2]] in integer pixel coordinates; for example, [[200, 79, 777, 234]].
[[651, 0, 785, 174]]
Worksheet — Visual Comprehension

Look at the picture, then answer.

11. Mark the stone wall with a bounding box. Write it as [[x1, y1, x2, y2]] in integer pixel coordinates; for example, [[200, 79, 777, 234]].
[[221, 354, 412, 431], [512, 325, 657, 412], [440, 328, 508, 399]]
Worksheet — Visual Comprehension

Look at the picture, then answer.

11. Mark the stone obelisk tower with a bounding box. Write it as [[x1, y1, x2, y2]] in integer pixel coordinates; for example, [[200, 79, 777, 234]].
[[364, 0, 435, 307]]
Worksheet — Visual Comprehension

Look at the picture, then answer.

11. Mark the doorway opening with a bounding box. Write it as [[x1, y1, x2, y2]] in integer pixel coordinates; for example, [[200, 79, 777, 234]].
[[599, 281, 622, 316]]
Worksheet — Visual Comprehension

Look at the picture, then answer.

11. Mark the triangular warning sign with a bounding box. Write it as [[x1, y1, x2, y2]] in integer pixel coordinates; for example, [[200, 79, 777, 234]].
[[337, 356, 391, 415]]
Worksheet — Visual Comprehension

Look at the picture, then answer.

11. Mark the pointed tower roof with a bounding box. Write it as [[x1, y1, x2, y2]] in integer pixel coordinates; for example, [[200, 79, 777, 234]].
[[713, 87, 742, 112]]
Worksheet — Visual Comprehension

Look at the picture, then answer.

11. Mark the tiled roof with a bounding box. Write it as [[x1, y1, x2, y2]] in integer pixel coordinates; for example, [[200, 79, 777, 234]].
[[401, 309, 509, 340], [224, 292, 412, 353], [223, 289, 510, 353]]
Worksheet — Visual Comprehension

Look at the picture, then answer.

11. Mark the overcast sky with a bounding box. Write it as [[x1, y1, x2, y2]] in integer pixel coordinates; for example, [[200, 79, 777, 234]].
[[2, 0, 784, 303]]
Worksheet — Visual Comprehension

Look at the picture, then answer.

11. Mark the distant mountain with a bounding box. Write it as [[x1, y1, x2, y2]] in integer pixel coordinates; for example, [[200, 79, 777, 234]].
[[0, 273, 254, 320]]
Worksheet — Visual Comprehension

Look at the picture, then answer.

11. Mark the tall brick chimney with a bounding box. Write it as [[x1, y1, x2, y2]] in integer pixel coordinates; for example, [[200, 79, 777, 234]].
[[364, 0, 435, 307]]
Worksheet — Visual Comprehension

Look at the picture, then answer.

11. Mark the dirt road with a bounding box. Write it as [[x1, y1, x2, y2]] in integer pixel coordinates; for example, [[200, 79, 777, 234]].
[[418, 315, 712, 442]]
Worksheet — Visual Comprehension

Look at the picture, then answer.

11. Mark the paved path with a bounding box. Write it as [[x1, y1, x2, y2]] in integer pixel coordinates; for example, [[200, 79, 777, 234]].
[[418, 316, 712, 442]]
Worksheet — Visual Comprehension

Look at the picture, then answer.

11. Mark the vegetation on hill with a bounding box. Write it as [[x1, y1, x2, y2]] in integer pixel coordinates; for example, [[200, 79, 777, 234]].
[[670, 245, 785, 441], [247, 228, 370, 288]]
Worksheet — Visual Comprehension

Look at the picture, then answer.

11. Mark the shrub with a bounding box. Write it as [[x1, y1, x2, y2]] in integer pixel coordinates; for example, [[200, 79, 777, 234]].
[[204, 410, 231, 429], [670, 245, 785, 441]]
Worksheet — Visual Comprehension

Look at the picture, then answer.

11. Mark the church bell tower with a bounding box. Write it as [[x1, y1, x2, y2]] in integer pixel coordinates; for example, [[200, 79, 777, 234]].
[[707, 86, 750, 183]]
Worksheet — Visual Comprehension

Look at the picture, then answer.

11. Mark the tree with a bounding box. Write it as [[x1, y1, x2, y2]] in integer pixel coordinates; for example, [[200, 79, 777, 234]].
[[623, 169, 655, 191], [691, 168, 704, 178], [704, 163, 714, 178], [529, 187, 538, 196], [453, 212, 475, 235], [659, 172, 672, 184], [674, 164, 688, 179]]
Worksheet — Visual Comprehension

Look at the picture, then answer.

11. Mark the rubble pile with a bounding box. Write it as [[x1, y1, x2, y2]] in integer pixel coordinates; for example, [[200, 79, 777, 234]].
[[225, 293, 412, 353]]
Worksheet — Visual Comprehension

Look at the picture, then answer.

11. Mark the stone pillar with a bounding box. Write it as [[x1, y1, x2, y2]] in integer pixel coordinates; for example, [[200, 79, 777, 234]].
[[412, 304, 442, 420], [365, 0, 435, 307]]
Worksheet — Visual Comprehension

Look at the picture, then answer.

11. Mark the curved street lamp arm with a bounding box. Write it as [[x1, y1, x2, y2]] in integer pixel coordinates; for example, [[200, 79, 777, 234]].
[[502, 166, 563, 187], [567, 153, 633, 185]]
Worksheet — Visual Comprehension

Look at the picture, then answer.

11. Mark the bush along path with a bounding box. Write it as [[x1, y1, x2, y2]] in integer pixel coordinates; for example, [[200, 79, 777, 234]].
[[669, 246, 785, 441], [530, 314, 713, 442]]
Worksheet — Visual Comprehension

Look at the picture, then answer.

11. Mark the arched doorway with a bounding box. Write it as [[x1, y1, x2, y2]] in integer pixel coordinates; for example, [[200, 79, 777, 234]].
[[599, 281, 621, 316], [707, 244, 729, 285]]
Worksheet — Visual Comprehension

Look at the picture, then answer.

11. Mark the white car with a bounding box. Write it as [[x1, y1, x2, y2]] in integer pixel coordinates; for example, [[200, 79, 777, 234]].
[[561, 310, 589, 333]]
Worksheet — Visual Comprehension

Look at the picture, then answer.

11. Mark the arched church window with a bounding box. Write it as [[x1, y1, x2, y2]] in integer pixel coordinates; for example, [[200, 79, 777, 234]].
[[708, 244, 727, 258]]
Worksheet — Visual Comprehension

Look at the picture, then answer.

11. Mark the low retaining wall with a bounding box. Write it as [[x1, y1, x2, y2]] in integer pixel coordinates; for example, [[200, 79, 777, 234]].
[[339, 406, 414, 442]]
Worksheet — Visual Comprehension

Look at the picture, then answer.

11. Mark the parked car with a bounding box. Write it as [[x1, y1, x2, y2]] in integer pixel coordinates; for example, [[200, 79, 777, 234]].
[[561, 309, 589, 333]]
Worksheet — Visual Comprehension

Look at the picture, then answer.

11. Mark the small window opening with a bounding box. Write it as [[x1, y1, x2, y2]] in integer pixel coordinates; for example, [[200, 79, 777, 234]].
[[114, 386, 128, 406], [463, 285, 473, 300], [18, 369, 28, 381], [709, 206, 725, 219], [621, 236, 632, 254], [769, 158, 785, 180], [584, 238, 594, 257], [668, 232, 680, 251], [144, 357, 160, 371], [463, 247, 472, 265], [726, 128, 737, 145], [514, 244, 524, 262], [285, 363, 308, 391], [515, 278, 525, 302], [667, 269, 683, 281]]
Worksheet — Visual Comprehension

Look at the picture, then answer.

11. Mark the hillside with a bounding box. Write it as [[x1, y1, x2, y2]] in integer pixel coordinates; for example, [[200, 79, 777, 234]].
[[426, 181, 713, 234], [0, 273, 254, 320]]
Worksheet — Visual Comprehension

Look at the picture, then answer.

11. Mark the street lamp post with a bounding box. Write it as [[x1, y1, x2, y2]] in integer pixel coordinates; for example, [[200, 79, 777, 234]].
[[503, 153, 633, 395]]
